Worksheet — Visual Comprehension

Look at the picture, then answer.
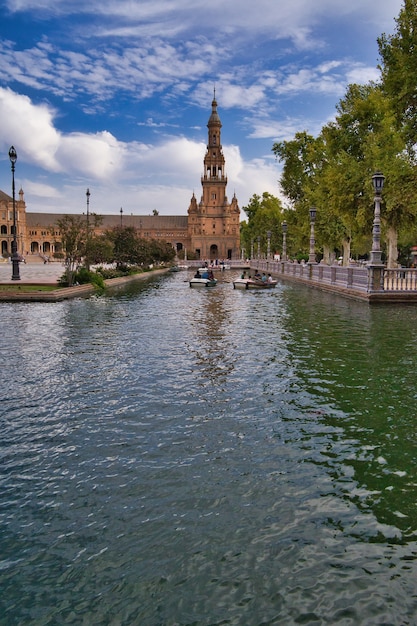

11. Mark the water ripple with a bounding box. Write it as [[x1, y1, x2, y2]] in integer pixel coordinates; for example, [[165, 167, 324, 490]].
[[2, 275, 417, 624]]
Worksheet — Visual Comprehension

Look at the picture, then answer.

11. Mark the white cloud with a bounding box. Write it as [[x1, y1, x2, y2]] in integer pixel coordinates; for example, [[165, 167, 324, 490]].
[[22, 181, 63, 199], [0, 87, 61, 170], [0, 88, 127, 178], [346, 65, 380, 85], [57, 131, 125, 179]]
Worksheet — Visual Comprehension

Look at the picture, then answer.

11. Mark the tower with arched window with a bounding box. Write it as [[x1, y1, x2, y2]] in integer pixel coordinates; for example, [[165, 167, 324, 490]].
[[188, 94, 240, 261]]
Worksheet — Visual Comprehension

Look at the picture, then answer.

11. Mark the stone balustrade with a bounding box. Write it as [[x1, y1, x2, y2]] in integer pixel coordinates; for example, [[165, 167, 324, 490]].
[[251, 260, 417, 303]]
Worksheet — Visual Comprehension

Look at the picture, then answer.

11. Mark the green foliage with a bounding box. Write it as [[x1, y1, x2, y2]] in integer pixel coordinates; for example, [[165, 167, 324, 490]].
[[86, 236, 114, 265], [378, 0, 417, 148], [58, 267, 106, 292], [241, 192, 285, 257], [269, 2, 417, 264], [105, 226, 176, 266], [54, 215, 85, 286], [272, 132, 322, 206]]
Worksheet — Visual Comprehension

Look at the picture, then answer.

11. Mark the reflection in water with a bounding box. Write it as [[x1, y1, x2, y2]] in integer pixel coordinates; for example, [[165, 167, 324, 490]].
[[187, 280, 237, 385], [281, 288, 417, 542], [2, 273, 417, 624]]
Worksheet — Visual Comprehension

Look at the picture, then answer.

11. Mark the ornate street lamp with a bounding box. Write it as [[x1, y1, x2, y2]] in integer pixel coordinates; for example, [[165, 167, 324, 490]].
[[85, 188, 90, 270], [370, 172, 385, 265], [308, 207, 317, 264], [267, 230, 271, 260], [282, 220, 287, 261], [8, 146, 20, 281], [120, 207, 123, 227]]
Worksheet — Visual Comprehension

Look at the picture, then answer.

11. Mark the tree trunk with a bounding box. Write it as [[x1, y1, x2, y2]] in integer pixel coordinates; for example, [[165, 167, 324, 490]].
[[322, 245, 332, 264], [342, 238, 351, 266], [386, 226, 399, 268]]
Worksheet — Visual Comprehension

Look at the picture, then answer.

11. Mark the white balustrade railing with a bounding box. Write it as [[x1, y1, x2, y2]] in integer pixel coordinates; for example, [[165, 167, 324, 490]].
[[251, 260, 417, 294]]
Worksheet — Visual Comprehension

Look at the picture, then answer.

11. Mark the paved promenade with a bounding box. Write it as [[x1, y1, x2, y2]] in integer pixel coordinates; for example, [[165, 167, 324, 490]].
[[0, 261, 65, 284]]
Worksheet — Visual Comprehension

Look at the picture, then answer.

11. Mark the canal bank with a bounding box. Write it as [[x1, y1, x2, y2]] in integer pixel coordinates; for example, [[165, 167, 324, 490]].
[[0, 266, 170, 301]]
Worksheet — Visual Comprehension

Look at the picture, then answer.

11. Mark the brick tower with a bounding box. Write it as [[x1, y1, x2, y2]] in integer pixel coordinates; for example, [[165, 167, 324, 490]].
[[188, 93, 240, 261]]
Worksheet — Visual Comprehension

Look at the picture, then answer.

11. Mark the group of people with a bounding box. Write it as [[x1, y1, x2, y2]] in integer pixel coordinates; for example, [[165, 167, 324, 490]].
[[194, 269, 215, 280], [241, 270, 274, 283]]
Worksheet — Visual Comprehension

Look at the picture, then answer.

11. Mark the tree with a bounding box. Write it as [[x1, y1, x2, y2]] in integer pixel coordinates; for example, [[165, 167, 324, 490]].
[[54, 215, 86, 286], [86, 236, 114, 265], [84, 213, 103, 270], [241, 192, 285, 258], [378, 0, 417, 149], [272, 78, 417, 266], [105, 226, 176, 267], [272, 132, 322, 207]]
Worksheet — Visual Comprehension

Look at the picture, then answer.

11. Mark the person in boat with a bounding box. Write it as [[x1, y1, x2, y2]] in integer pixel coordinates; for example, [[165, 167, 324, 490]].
[[267, 273, 274, 283], [202, 270, 210, 279], [261, 273, 267, 282], [241, 271, 247, 279], [208, 270, 214, 280], [254, 270, 262, 281], [194, 270, 201, 278]]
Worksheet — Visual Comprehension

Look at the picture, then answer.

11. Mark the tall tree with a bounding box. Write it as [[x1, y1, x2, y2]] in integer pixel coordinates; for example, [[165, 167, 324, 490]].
[[272, 132, 322, 207], [378, 0, 417, 149], [241, 192, 284, 258], [54, 215, 86, 286]]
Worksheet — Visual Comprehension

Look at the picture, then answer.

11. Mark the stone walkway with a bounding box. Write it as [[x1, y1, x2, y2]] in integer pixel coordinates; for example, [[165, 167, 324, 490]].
[[0, 261, 65, 284]]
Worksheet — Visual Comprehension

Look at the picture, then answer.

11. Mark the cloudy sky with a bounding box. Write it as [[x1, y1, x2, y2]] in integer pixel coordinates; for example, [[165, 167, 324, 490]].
[[0, 0, 403, 217]]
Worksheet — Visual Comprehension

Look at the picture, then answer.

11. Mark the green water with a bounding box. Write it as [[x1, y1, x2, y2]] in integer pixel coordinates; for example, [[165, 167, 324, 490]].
[[1, 272, 417, 625]]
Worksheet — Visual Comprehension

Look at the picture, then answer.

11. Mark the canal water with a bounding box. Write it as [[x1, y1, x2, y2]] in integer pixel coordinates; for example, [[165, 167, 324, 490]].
[[1, 270, 417, 625]]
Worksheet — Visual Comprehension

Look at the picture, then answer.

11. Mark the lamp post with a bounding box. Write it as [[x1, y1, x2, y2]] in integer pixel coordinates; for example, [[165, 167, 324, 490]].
[[370, 172, 385, 266], [120, 207, 123, 227], [308, 207, 317, 264], [282, 220, 287, 261], [257, 236, 261, 260], [8, 146, 20, 281], [267, 230, 271, 260], [85, 188, 90, 270]]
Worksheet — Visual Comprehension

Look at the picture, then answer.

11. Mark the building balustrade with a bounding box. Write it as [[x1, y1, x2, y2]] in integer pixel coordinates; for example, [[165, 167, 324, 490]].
[[250, 259, 417, 302], [200, 174, 228, 183]]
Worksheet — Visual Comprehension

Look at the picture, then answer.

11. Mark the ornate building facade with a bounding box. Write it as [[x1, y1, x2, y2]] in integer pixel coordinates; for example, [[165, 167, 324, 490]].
[[0, 97, 240, 261], [188, 93, 240, 260]]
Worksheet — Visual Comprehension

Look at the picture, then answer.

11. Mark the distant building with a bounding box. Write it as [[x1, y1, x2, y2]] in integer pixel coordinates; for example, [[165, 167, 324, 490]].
[[187, 93, 240, 260], [0, 96, 240, 261]]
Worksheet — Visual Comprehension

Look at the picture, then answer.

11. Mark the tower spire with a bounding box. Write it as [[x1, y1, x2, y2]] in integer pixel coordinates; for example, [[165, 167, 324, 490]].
[[188, 95, 240, 262]]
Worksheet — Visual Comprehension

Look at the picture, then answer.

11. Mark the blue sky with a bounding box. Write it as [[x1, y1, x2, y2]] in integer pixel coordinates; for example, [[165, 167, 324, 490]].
[[0, 0, 403, 216]]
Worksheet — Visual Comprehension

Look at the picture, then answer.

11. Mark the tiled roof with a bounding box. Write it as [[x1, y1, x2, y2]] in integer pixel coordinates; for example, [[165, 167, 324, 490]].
[[0, 190, 12, 202], [25, 212, 189, 229]]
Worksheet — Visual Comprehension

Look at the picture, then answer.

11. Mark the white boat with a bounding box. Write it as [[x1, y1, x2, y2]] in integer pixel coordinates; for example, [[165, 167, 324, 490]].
[[233, 278, 277, 290], [190, 277, 218, 288]]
